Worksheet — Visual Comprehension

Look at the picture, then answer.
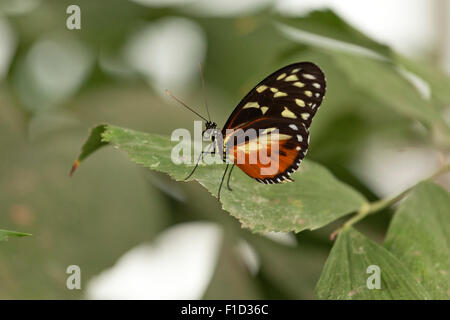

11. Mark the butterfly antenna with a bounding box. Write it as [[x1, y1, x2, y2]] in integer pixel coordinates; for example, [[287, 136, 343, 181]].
[[165, 89, 209, 122], [199, 63, 211, 121]]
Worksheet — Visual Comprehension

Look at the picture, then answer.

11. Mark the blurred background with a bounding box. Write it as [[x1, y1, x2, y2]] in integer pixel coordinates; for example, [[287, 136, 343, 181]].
[[0, 0, 449, 299]]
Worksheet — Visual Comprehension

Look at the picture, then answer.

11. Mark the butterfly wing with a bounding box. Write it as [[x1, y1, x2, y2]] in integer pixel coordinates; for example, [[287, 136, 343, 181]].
[[223, 117, 310, 183], [222, 62, 326, 183], [222, 62, 326, 131]]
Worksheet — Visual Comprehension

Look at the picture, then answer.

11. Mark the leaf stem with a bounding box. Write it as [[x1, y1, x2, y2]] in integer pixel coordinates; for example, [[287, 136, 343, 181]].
[[330, 162, 450, 240]]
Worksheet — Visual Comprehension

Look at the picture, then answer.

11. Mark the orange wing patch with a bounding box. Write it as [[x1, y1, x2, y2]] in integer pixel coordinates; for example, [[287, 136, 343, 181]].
[[234, 141, 300, 182], [224, 129, 304, 183]]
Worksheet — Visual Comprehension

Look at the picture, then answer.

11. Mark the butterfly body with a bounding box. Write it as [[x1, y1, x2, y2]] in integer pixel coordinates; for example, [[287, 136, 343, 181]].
[[175, 62, 326, 199]]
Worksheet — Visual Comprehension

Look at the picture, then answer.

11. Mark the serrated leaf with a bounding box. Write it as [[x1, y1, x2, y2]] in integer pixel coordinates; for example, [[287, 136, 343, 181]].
[[71, 124, 366, 233], [0, 229, 31, 242], [384, 182, 450, 299], [315, 227, 431, 300]]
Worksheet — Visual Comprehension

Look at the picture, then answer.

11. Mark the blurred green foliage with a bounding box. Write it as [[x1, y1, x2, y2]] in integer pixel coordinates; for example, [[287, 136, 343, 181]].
[[0, 0, 449, 299], [316, 182, 450, 299]]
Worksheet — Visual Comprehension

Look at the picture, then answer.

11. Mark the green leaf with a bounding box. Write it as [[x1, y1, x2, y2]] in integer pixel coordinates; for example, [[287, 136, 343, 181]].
[[71, 124, 366, 233], [70, 124, 109, 176], [396, 54, 450, 109], [384, 182, 450, 299], [331, 52, 442, 126], [315, 228, 431, 300], [277, 9, 392, 58], [0, 229, 32, 242]]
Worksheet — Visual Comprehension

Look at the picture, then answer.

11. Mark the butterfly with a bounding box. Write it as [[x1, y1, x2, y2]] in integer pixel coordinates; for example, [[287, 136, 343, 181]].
[[167, 62, 326, 200]]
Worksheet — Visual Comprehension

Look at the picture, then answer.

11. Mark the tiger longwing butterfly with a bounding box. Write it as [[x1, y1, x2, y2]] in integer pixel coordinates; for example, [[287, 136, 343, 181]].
[[168, 62, 326, 200]]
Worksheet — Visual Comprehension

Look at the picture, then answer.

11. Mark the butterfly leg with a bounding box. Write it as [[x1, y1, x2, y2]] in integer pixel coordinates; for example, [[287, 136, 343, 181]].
[[201, 147, 215, 161], [217, 163, 229, 201], [226, 164, 235, 191], [184, 143, 215, 180]]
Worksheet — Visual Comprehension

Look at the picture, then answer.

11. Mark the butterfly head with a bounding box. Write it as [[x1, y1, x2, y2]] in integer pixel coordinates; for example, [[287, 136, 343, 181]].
[[203, 121, 218, 141]]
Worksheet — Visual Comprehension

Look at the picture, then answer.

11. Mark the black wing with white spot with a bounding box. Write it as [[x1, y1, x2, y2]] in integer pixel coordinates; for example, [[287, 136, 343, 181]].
[[222, 62, 326, 132], [221, 62, 326, 184]]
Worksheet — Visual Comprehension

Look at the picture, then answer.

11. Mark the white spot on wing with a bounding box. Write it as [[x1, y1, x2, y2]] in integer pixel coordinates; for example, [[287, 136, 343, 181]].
[[284, 74, 299, 81], [277, 73, 286, 80], [281, 107, 297, 119], [295, 98, 305, 107], [243, 101, 260, 109], [256, 85, 268, 93], [302, 73, 316, 80], [274, 91, 287, 98]]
